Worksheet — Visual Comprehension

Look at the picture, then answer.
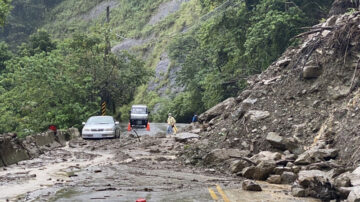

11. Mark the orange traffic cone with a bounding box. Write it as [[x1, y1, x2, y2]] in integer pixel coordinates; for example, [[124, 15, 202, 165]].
[[146, 122, 150, 131], [127, 122, 132, 131]]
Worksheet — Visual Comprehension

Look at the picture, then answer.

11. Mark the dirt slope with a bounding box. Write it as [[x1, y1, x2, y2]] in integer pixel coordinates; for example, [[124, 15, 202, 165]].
[[185, 11, 360, 169]]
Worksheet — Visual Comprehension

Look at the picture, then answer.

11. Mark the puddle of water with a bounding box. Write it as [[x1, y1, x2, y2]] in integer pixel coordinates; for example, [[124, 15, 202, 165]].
[[47, 188, 80, 202]]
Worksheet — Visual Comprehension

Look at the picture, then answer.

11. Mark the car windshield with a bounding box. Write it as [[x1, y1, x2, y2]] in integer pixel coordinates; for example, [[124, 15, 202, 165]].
[[132, 107, 147, 114], [86, 116, 114, 124]]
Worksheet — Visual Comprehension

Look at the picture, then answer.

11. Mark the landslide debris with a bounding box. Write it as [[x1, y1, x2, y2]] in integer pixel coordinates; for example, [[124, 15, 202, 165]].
[[181, 10, 360, 201]]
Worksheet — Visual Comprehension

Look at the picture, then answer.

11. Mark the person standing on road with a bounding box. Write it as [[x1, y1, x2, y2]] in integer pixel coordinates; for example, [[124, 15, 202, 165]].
[[167, 113, 176, 135], [192, 114, 198, 123]]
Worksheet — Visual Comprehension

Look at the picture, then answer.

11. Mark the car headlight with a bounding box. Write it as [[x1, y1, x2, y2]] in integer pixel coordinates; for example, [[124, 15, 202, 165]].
[[83, 128, 90, 131], [104, 128, 114, 131]]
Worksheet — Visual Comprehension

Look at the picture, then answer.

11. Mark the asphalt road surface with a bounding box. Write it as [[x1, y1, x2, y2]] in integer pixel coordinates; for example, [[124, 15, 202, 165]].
[[0, 123, 319, 202]]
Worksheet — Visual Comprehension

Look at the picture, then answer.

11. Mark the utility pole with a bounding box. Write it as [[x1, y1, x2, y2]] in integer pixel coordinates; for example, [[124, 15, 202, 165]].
[[102, 6, 111, 115], [105, 6, 111, 57]]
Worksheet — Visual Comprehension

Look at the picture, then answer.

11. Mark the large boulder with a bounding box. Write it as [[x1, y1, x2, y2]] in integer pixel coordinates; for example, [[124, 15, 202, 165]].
[[242, 166, 257, 179], [266, 132, 303, 154], [281, 172, 297, 184], [267, 175, 282, 184], [0, 135, 30, 166], [203, 149, 249, 165], [21, 136, 41, 157], [348, 188, 360, 202], [68, 127, 80, 138], [174, 132, 199, 143], [303, 65, 322, 79], [253, 161, 276, 180], [242, 180, 262, 191], [333, 172, 352, 188], [33, 131, 62, 149], [250, 151, 282, 164], [352, 166, 360, 186], [295, 148, 338, 165], [230, 160, 251, 174], [291, 186, 307, 197], [199, 97, 235, 122], [297, 170, 338, 200]]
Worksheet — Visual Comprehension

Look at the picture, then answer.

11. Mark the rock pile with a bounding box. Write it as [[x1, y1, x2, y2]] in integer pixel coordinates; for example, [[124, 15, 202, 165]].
[[181, 9, 360, 202]]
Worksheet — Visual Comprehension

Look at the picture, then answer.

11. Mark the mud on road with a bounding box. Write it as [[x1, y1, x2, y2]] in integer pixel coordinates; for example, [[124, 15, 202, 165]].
[[0, 124, 318, 202]]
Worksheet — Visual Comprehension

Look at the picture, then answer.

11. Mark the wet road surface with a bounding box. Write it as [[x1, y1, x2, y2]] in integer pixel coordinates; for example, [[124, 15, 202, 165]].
[[0, 123, 319, 202]]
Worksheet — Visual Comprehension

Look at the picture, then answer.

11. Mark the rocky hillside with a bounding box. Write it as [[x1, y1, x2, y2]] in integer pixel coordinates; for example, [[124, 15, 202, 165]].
[[181, 6, 360, 202]]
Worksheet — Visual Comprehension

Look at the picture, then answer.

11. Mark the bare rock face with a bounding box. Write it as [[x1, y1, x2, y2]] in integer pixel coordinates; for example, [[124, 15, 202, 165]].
[[242, 180, 262, 191]]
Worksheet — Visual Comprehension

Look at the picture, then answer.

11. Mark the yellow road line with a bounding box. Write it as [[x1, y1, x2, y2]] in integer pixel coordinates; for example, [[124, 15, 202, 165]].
[[216, 184, 230, 202], [208, 188, 219, 200]]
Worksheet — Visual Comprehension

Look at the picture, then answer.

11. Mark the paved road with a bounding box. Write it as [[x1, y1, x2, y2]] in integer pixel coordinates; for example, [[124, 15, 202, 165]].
[[0, 123, 319, 202]]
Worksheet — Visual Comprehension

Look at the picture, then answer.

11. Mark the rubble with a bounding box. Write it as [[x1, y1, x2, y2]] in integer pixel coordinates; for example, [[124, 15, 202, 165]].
[[242, 180, 262, 191]]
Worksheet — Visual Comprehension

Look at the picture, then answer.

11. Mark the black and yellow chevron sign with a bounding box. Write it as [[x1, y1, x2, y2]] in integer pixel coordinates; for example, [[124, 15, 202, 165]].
[[101, 102, 106, 116]]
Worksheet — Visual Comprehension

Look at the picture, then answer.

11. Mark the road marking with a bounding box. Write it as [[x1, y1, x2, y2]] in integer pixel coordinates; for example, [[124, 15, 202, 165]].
[[208, 188, 219, 200], [216, 184, 230, 202]]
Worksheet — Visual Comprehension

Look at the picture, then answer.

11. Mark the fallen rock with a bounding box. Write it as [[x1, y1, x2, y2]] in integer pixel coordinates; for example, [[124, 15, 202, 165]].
[[295, 148, 338, 165], [68, 127, 80, 138], [274, 166, 292, 175], [281, 171, 297, 184], [242, 180, 262, 191], [203, 149, 250, 166], [276, 58, 291, 68], [267, 175, 282, 184], [250, 151, 282, 164], [246, 110, 270, 122], [230, 160, 251, 174], [199, 97, 235, 122], [291, 186, 307, 197], [303, 65, 322, 79], [266, 132, 303, 154], [298, 170, 338, 200], [174, 132, 199, 143], [242, 166, 256, 179], [253, 161, 276, 180], [348, 188, 360, 202]]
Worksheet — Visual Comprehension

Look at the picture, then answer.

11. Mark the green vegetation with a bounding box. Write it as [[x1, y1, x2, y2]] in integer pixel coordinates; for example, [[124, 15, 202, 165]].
[[0, 0, 335, 133], [0, 29, 150, 135], [0, 0, 11, 26]]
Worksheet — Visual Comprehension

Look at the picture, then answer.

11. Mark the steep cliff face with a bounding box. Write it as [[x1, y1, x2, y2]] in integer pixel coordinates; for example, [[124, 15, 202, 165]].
[[187, 11, 360, 168]]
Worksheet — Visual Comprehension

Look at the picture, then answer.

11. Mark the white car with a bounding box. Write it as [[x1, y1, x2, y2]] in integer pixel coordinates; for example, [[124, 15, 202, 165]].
[[82, 116, 120, 139]]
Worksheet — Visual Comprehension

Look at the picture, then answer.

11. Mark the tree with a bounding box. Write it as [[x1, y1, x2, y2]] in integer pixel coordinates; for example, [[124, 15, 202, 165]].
[[0, 0, 12, 26]]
